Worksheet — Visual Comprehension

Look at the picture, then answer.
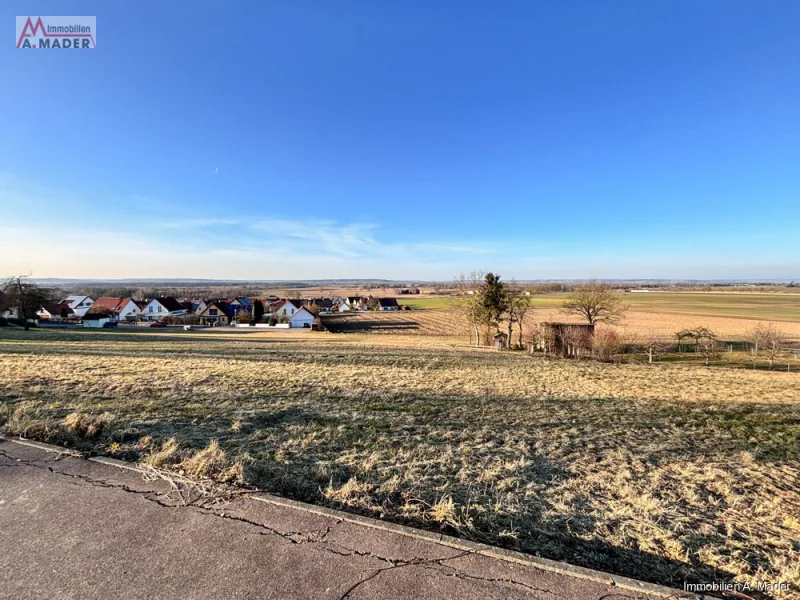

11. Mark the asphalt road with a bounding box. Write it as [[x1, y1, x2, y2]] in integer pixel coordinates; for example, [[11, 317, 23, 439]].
[[0, 439, 696, 600]]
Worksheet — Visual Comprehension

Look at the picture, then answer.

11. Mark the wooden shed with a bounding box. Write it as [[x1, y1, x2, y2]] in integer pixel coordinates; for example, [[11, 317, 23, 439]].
[[494, 331, 509, 350]]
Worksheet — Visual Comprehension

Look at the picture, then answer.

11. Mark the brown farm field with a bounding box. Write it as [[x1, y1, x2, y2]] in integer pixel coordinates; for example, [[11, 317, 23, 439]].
[[1, 328, 799, 597], [323, 307, 800, 343]]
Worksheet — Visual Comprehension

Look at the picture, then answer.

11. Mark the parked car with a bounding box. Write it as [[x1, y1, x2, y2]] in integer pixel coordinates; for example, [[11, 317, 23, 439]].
[[150, 321, 167, 328], [102, 321, 118, 328]]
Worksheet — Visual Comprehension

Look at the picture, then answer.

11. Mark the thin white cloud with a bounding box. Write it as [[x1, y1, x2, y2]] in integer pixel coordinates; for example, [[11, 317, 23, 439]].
[[159, 218, 241, 229]]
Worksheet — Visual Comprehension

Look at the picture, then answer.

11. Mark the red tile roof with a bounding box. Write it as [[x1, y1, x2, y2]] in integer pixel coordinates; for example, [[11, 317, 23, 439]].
[[92, 297, 124, 311]]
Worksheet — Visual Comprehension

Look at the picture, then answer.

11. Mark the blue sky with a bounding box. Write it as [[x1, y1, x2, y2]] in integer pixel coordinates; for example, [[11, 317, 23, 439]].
[[2, 1, 799, 280]]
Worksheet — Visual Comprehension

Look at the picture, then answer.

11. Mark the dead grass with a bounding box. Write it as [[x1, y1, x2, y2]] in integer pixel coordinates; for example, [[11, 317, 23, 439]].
[[64, 411, 113, 437], [1, 329, 799, 597], [179, 440, 245, 483]]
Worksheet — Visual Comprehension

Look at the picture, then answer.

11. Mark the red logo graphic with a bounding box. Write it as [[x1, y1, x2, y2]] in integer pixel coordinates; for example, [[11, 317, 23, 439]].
[[16, 16, 96, 48]]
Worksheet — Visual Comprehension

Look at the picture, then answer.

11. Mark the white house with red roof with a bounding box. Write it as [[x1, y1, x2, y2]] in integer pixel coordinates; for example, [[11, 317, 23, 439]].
[[270, 299, 299, 318], [92, 297, 142, 321]]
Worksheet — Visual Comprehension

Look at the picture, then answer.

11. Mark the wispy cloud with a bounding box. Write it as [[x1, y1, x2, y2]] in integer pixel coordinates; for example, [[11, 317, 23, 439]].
[[159, 218, 241, 229], [0, 177, 496, 279], [251, 219, 378, 258]]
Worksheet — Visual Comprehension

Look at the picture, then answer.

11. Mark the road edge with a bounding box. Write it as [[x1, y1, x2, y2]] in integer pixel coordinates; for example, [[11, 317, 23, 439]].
[[1, 435, 710, 599]]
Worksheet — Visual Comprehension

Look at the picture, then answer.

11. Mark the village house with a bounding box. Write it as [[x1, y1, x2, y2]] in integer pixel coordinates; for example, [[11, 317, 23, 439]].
[[197, 300, 231, 325], [287, 306, 315, 328], [116, 298, 142, 320], [36, 303, 75, 321], [194, 299, 212, 316], [91, 298, 141, 321], [62, 295, 94, 317], [229, 297, 253, 318], [377, 298, 400, 311], [140, 297, 184, 321], [270, 299, 298, 318], [346, 296, 369, 311], [308, 298, 333, 313]]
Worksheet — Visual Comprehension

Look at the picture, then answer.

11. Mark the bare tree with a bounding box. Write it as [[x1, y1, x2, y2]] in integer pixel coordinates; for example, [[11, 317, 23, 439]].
[[562, 280, 627, 325], [506, 284, 533, 349], [451, 272, 486, 346], [641, 335, 666, 364], [3, 275, 50, 331], [675, 329, 695, 353], [751, 323, 787, 369], [694, 327, 719, 366]]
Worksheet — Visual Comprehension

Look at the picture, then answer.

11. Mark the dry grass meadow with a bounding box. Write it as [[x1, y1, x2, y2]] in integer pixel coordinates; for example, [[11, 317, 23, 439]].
[[1, 327, 799, 597]]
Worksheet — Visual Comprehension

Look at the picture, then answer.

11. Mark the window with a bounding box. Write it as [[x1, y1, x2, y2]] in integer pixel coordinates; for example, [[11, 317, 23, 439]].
[[149, 306, 153, 313], [210, 309, 218, 316]]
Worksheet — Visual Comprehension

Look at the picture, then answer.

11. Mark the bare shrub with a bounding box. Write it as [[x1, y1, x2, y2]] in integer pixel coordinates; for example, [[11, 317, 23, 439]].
[[593, 328, 622, 362]]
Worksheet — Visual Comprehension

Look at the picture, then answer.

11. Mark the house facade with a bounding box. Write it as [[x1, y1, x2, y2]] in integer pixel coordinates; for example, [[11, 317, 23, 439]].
[[197, 301, 230, 325], [270, 300, 298, 318], [346, 297, 369, 311], [377, 298, 400, 311], [229, 297, 253, 318], [63, 295, 94, 317], [288, 307, 315, 328], [90, 297, 141, 321], [116, 298, 142, 320], [140, 297, 183, 321], [36, 303, 75, 321]]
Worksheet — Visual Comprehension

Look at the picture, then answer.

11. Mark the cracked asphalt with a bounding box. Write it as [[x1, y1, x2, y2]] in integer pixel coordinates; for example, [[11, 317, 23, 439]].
[[0, 440, 681, 600]]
